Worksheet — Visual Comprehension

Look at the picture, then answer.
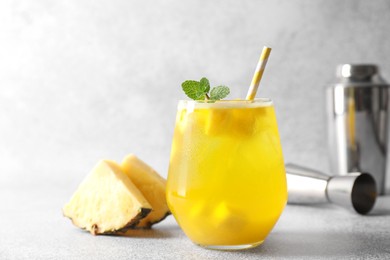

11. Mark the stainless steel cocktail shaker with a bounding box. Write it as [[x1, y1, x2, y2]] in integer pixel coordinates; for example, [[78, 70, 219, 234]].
[[327, 64, 390, 194]]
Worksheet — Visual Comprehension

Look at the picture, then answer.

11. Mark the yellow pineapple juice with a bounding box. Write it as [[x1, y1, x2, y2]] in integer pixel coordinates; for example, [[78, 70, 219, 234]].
[[166, 99, 287, 250]]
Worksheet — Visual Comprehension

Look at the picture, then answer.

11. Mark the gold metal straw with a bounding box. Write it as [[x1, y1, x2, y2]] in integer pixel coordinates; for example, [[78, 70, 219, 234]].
[[246, 46, 272, 100]]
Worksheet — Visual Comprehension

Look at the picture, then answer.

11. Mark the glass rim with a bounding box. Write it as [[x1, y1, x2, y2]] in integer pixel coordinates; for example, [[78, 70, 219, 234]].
[[177, 98, 273, 109]]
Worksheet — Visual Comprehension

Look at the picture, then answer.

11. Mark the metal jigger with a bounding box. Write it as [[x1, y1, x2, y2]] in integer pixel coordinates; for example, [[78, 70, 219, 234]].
[[286, 163, 377, 214]]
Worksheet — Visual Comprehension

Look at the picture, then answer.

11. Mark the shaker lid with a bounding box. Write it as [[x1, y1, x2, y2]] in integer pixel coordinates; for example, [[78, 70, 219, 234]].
[[336, 64, 381, 82]]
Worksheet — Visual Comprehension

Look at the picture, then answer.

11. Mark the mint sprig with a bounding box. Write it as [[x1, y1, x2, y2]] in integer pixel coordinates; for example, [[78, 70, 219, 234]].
[[181, 77, 230, 101]]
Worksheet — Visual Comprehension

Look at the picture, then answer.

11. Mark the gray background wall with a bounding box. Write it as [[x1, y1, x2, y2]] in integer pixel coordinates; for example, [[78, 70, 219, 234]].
[[1, 0, 390, 190]]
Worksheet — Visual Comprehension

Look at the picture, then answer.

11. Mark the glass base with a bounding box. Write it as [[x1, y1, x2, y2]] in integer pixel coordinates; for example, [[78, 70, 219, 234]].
[[197, 240, 264, 251]]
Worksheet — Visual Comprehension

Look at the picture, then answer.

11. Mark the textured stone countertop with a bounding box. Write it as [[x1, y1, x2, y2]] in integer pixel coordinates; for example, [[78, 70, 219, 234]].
[[1, 186, 389, 260]]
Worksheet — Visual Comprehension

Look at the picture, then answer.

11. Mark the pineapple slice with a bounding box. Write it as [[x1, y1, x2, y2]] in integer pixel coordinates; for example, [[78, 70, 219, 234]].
[[213, 202, 246, 230], [121, 154, 170, 229], [205, 108, 257, 137], [63, 160, 152, 235], [205, 109, 231, 136]]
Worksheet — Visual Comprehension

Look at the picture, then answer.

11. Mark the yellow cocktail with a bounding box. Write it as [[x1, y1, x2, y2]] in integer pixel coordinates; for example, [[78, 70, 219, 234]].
[[167, 99, 287, 250]]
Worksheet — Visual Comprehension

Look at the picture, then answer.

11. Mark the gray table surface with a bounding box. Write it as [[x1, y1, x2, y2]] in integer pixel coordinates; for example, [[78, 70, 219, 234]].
[[1, 186, 389, 260]]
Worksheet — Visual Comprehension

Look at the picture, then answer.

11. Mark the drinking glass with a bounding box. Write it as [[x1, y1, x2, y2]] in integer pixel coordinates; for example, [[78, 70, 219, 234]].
[[166, 99, 287, 250]]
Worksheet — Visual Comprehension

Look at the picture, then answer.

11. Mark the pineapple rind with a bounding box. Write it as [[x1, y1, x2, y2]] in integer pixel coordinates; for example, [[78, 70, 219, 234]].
[[131, 211, 171, 229]]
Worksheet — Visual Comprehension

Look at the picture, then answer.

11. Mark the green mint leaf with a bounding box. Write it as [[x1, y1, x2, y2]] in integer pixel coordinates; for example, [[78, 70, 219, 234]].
[[181, 77, 230, 101], [199, 77, 210, 93], [181, 80, 206, 100], [210, 86, 230, 100]]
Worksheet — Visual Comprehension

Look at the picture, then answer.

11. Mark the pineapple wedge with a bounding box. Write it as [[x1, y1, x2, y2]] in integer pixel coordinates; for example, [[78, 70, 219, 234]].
[[63, 160, 152, 235], [121, 154, 170, 229]]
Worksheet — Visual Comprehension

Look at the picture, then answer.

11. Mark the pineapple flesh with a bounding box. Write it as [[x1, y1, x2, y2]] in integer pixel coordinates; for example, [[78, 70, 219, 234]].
[[63, 160, 152, 235], [121, 154, 170, 229]]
